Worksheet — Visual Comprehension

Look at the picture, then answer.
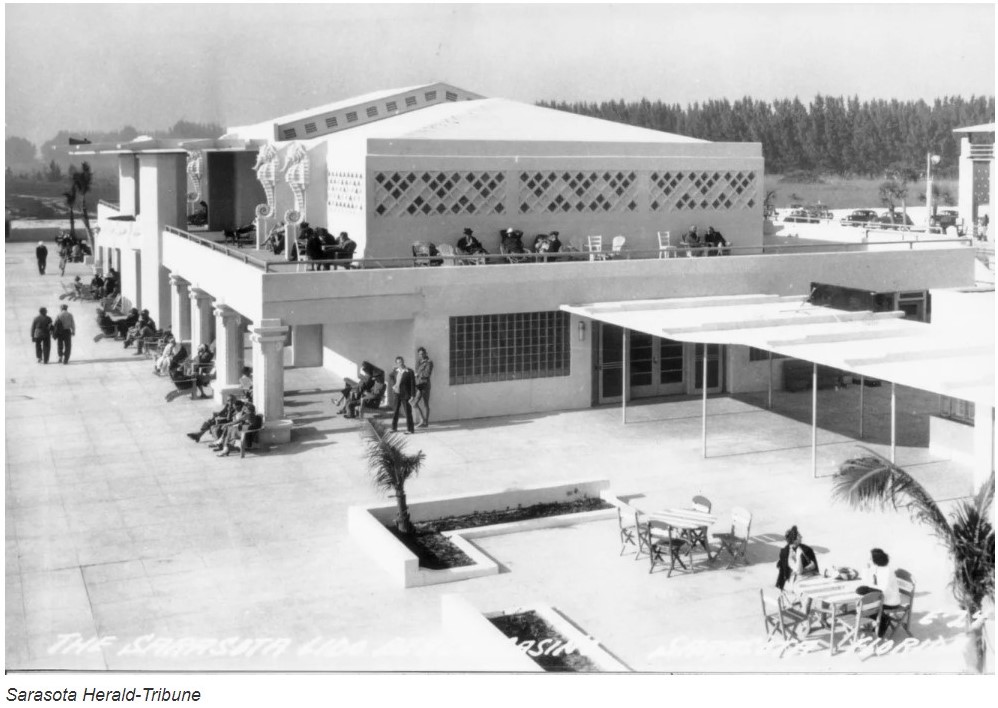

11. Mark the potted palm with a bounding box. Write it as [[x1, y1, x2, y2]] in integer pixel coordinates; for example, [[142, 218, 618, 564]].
[[363, 419, 425, 535], [834, 448, 994, 673]]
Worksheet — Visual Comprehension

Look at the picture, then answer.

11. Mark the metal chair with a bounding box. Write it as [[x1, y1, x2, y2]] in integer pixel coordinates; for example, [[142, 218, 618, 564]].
[[646, 519, 693, 576], [712, 507, 752, 568], [657, 231, 676, 259], [884, 569, 916, 638]]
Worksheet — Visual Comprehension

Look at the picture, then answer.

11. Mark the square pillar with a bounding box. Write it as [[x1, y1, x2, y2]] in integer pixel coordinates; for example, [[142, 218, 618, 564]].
[[250, 319, 293, 444], [169, 274, 191, 341], [213, 304, 244, 404], [973, 402, 995, 490], [189, 287, 215, 352]]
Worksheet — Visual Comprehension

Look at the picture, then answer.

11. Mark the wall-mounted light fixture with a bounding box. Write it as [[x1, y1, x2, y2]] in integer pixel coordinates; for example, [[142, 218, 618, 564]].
[[578, 320, 586, 342]]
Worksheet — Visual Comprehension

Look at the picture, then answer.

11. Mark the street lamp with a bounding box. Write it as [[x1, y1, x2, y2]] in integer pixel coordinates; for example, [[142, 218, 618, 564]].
[[926, 153, 941, 228]]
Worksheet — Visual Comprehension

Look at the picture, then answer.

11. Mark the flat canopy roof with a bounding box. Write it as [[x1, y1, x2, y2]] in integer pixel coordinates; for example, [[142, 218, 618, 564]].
[[562, 294, 994, 405], [68, 136, 268, 156], [953, 123, 996, 134]]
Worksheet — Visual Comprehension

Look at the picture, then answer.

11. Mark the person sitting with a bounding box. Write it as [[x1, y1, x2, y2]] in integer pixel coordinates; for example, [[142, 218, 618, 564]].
[[189, 344, 215, 398], [531, 233, 550, 253], [500, 228, 527, 262], [456, 227, 488, 255], [167, 340, 190, 376], [704, 226, 729, 256], [262, 224, 286, 255], [223, 222, 255, 246], [305, 227, 324, 268], [346, 373, 386, 418], [95, 308, 116, 338], [90, 271, 105, 293], [337, 363, 373, 413], [545, 230, 562, 254], [333, 232, 357, 268], [114, 307, 140, 339], [857, 547, 902, 638], [776, 525, 820, 594], [124, 310, 156, 348], [212, 397, 258, 456], [188, 201, 209, 227], [187, 395, 238, 443], [681, 226, 701, 256], [154, 334, 179, 376], [239, 366, 253, 396]]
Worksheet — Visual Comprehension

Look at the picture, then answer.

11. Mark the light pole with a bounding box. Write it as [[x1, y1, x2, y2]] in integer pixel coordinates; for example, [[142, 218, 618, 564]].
[[926, 152, 941, 229]]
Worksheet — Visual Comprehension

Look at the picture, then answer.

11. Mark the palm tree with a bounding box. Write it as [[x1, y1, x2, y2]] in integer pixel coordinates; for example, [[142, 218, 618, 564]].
[[363, 419, 425, 535], [834, 448, 995, 673], [72, 162, 94, 247], [63, 186, 77, 239]]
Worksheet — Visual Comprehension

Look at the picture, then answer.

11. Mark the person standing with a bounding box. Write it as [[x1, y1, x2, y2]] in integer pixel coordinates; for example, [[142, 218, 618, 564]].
[[390, 356, 416, 434], [35, 242, 48, 275], [412, 347, 434, 428], [52, 303, 76, 364], [30, 307, 53, 364]]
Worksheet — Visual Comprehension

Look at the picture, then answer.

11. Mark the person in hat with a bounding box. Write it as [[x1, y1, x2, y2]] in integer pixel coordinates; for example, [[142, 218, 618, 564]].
[[457, 227, 487, 255], [546, 230, 562, 254], [775, 525, 819, 594], [35, 241, 49, 275], [52, 304, 76, 364], [30, 306, 53, 363]]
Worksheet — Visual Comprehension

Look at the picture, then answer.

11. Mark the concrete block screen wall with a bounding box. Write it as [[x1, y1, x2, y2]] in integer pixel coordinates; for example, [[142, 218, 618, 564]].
[[360, 140, 764, 259]]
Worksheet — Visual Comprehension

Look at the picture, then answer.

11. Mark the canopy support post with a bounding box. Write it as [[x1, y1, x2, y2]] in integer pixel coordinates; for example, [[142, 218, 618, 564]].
[[621, 328, 627, 425], [702, 348, 708, 458], [858, 375, 865, 439], [891, 381, 897, 464], [812, 362, 818, 479], [767, 350, 773, 409]]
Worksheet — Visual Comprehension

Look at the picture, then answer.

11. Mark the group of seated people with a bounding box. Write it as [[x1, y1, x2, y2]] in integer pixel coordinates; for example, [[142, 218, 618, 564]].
[[680, 226, 729, 255], [186, 391, 262, 456], [335, 362, 387, 418], [300, 224, 357, 269], [188, 201, 209, 227], [416, 227, 565, 266]]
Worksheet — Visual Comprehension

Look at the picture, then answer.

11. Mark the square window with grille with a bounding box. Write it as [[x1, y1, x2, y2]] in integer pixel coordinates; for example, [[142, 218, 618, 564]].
[[425, 90, 437, 101], [366, 106, 378, 118], [325, 116, 338, 128], [445, 91, 458, 101], [386, 101, 398, 112], [282, 128, 297, 140], [346, 111, 358, 123], [449, 311, 570, 385], [304, 122, 317, 134], [405, 96, 417, 107]]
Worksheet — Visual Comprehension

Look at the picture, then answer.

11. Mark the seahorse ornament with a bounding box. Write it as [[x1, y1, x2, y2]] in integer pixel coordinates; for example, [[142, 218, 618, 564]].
[[253, 143, 279, 220], [186, 151, 203, 203], [282, 142, 310, 226]]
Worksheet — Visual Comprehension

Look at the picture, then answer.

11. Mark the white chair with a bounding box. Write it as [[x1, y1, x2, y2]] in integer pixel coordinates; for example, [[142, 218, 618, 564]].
[[657, 231, 676, 259], [611, 235, 626, 258], [586, 235, 604, 261], [712, 507, 752, 568]]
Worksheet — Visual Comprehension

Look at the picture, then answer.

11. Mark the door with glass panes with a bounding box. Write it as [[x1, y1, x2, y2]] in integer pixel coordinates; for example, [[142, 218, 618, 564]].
[[597, 325, 690, 403]]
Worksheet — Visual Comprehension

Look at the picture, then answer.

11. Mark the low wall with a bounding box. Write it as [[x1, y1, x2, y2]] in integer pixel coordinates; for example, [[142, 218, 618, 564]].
[[440, 595, 541, 672], [348, 479, 615, 588], [7, 221, 67, 243]]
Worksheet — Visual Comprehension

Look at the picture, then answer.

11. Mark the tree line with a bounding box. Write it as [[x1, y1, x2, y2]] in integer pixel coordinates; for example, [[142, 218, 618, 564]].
[[537, 95, 995, 176]]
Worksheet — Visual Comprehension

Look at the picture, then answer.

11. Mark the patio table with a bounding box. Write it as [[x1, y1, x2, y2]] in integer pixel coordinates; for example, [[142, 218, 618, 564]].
[[647, 508, 717, 562], [794, 574, 865, 653]]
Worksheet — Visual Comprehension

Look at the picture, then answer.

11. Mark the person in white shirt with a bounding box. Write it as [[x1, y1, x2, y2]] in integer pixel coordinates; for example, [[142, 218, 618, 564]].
[[865, 547, 902, 637]]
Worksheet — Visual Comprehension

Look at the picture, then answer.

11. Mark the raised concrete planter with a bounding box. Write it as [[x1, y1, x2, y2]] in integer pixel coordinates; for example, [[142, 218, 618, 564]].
[[442, 595, 631, 672], [348, 479, 617, 588]]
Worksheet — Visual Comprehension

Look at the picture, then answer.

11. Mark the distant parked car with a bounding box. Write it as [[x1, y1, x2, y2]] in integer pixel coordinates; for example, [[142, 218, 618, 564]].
[[783, 209, 820, 224], [877, 211, 914, 230], [930, 208, 963, 234], [841, 209, 879, 226]]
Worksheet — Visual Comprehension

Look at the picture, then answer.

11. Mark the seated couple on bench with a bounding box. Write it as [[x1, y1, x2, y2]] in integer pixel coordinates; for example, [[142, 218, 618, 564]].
[[186, 392, 263, 457], [336, 362, 387, 419]]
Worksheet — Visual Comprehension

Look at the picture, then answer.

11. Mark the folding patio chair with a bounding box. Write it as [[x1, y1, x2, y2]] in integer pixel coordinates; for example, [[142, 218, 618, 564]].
[[645, 519, 693, 576], [831, 592, 883, 654], [657, 231, 675, 259], [586, 235, 605, 261], [883, 569, 916, 639], [760, 589, 813, 642], [616, 504, 648, 559], [712, 506, 752, 568]]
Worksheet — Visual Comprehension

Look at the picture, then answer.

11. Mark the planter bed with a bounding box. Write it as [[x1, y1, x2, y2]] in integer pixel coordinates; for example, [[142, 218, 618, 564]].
[[388, 497, 614, 570], [348, 479, 619, 587], [489, 610, 600, 672]]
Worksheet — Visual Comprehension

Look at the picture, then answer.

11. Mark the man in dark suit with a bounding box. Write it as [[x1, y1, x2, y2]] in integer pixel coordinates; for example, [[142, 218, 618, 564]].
[[36, 242, 48, 274], [390, 356, 416, 434]]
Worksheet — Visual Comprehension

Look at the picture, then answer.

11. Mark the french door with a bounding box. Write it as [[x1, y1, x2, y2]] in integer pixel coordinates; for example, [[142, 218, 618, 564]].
[[598, 325, 714, 403]]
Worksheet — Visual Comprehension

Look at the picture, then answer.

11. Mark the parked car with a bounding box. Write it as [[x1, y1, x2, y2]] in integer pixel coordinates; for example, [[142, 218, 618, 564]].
[[877, 211, 914, 230], [783, 209, 820, 224], [930, 209, 963, 234], [841, 209, 879, 226]]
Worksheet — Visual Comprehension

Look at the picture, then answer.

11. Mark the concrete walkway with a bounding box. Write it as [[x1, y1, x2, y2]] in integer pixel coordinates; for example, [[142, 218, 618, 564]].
[[4, 242, 980, 672]]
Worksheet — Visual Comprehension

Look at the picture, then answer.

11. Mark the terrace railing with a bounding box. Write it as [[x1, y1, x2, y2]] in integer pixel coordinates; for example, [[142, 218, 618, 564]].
[[163, 225, 973, 274]]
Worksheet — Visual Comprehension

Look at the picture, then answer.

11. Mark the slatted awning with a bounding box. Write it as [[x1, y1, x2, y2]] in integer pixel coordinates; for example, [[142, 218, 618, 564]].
[[562, 294, 994, 405]]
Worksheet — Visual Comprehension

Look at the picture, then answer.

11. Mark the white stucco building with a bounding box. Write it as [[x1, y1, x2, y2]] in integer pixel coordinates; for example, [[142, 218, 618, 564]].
[[75, 83, 988, 480]]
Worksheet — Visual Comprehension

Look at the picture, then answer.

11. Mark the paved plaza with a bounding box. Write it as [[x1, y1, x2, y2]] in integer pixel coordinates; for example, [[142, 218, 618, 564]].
[[4, 242, 979, 673]]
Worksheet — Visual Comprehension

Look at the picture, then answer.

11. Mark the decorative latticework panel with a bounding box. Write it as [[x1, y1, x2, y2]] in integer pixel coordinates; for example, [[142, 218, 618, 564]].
[[518, 171, 638, 214], [328, 171, 364, 212], [650, 170, 757, 211], [373, 171, 506, 217]]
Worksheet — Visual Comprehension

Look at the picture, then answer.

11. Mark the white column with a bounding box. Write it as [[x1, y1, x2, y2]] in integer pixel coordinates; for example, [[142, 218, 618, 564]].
[[169, 274, 191, 341], [621, 328, 627, 425], [811, 362, 818, 478], [890, 382, 897, 464], [213, 304, 243, 403], [767, 350, 773, 409], [189, 287, 214, 352], [972, 402, 995, 490], [250, 319, 293, 444], [701, 348, 708, 458]]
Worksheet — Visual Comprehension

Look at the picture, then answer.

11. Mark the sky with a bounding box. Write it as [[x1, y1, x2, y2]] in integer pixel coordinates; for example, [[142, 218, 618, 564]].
[[4, 2, 996, 149]]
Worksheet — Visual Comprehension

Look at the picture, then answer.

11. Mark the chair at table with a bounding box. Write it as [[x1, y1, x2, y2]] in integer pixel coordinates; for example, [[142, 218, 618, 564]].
[[760, 589, 813, 642], [435, 243, 457, 267], [412, 241, 434, 267], [712, 507, 752, 568], [645, 519, 693, 576], [883, 569, 916, 638], [684, 496, 713, 555], [832, 592, 883, 654], [616, 505, 649, 560], [610, 235, 626, 258], [586, 235, 604, 261], [657, 231, 676, 259], [691, 495, 712, 513]]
